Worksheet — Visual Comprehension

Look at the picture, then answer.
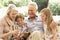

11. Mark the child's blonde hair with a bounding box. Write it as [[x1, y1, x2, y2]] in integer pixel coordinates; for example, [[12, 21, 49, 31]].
[[15, 13, 24, 21]]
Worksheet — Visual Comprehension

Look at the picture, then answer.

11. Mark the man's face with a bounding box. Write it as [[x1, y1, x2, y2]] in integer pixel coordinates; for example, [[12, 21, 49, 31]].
[[28, 5, 37, 18], [8, 10, 18, 21]]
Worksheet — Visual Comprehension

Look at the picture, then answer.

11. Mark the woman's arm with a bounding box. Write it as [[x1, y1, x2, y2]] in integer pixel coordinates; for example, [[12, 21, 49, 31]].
[[0, 22, 12, 39], [50, 21, 57, 40], [0, 22, 19, 39], [1, 31, 12, 38]]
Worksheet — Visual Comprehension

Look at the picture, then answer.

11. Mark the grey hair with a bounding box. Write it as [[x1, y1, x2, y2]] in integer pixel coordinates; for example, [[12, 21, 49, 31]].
[[28, 2, 38, 10], [7, 4, 18, 15]]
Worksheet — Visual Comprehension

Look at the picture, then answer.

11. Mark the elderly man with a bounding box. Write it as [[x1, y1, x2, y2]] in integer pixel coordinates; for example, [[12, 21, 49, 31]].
[[25, 2, 44, 40]]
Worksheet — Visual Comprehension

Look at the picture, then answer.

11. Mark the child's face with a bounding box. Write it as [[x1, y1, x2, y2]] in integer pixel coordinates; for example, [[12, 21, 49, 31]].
[[16, 18, 24, 25]]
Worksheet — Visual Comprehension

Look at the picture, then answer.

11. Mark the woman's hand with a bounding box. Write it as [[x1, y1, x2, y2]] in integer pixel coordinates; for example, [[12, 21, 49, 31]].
[[12, 30, 19, 34]]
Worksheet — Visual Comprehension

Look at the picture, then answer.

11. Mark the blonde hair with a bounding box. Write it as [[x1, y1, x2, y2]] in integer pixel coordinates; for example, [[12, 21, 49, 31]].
[[40, 8, 53, 34], [7, 4, 18, 15], [8, 4, 16, 10], [28, 31, 43, 40], [15, 13, 25, 21]]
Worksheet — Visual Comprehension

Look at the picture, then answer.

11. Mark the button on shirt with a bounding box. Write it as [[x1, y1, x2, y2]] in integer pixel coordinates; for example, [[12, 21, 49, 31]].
[[25, 16, 44, 33]]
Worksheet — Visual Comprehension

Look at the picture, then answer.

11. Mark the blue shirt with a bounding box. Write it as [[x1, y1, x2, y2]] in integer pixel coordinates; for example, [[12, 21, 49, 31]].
[[25, 16, 44, 33]]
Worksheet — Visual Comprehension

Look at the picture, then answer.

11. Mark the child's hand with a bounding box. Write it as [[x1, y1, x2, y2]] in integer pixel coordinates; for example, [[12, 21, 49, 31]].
[[20, 33, 24, 38], [24, 23, 28, 27], [12, 30, 19, 36]]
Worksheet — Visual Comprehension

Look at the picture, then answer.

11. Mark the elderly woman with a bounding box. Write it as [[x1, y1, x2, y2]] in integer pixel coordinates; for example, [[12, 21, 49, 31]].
[[0, 4, 19, 40]]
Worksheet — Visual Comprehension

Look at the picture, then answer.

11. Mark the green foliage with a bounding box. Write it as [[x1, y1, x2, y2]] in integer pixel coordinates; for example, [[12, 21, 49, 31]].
[[0, 0, 29, 8], [49, 2, 60, 15], [32, 0, 49, 12]]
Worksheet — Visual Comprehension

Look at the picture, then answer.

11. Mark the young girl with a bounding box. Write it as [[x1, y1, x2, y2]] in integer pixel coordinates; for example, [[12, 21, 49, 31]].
[[15, 13, 29, 40], [15, 13, 27, 32], [40, 8, 57, 40]]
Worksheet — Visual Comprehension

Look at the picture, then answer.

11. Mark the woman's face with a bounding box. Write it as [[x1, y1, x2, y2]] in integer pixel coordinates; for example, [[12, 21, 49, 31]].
[[8, 10, 17, 21], [16, 18, 24, 26], [41, 13, 46, 22]]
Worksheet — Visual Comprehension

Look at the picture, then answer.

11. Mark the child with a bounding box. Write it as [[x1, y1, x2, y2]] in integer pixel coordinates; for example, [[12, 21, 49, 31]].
[[15, 13, 27, 32], [15, 13, 29, 40]]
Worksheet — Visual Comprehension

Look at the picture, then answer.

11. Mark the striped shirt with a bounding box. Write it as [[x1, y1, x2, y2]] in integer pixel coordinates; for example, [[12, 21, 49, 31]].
[[25, 16, 44, 33]]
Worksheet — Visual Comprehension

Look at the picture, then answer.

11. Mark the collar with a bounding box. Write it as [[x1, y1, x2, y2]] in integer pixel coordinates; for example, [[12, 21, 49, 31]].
[[28, 15, 38, 20]]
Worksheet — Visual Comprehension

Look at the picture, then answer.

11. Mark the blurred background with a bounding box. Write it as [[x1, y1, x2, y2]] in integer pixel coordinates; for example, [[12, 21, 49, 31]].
[[0, 0, 60, 21]]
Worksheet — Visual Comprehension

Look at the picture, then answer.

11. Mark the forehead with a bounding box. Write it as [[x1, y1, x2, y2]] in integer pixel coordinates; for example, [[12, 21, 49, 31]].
[[17, 18, 23, 21], [10, 10, 18, 13], [17, 18, 23, 20]]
